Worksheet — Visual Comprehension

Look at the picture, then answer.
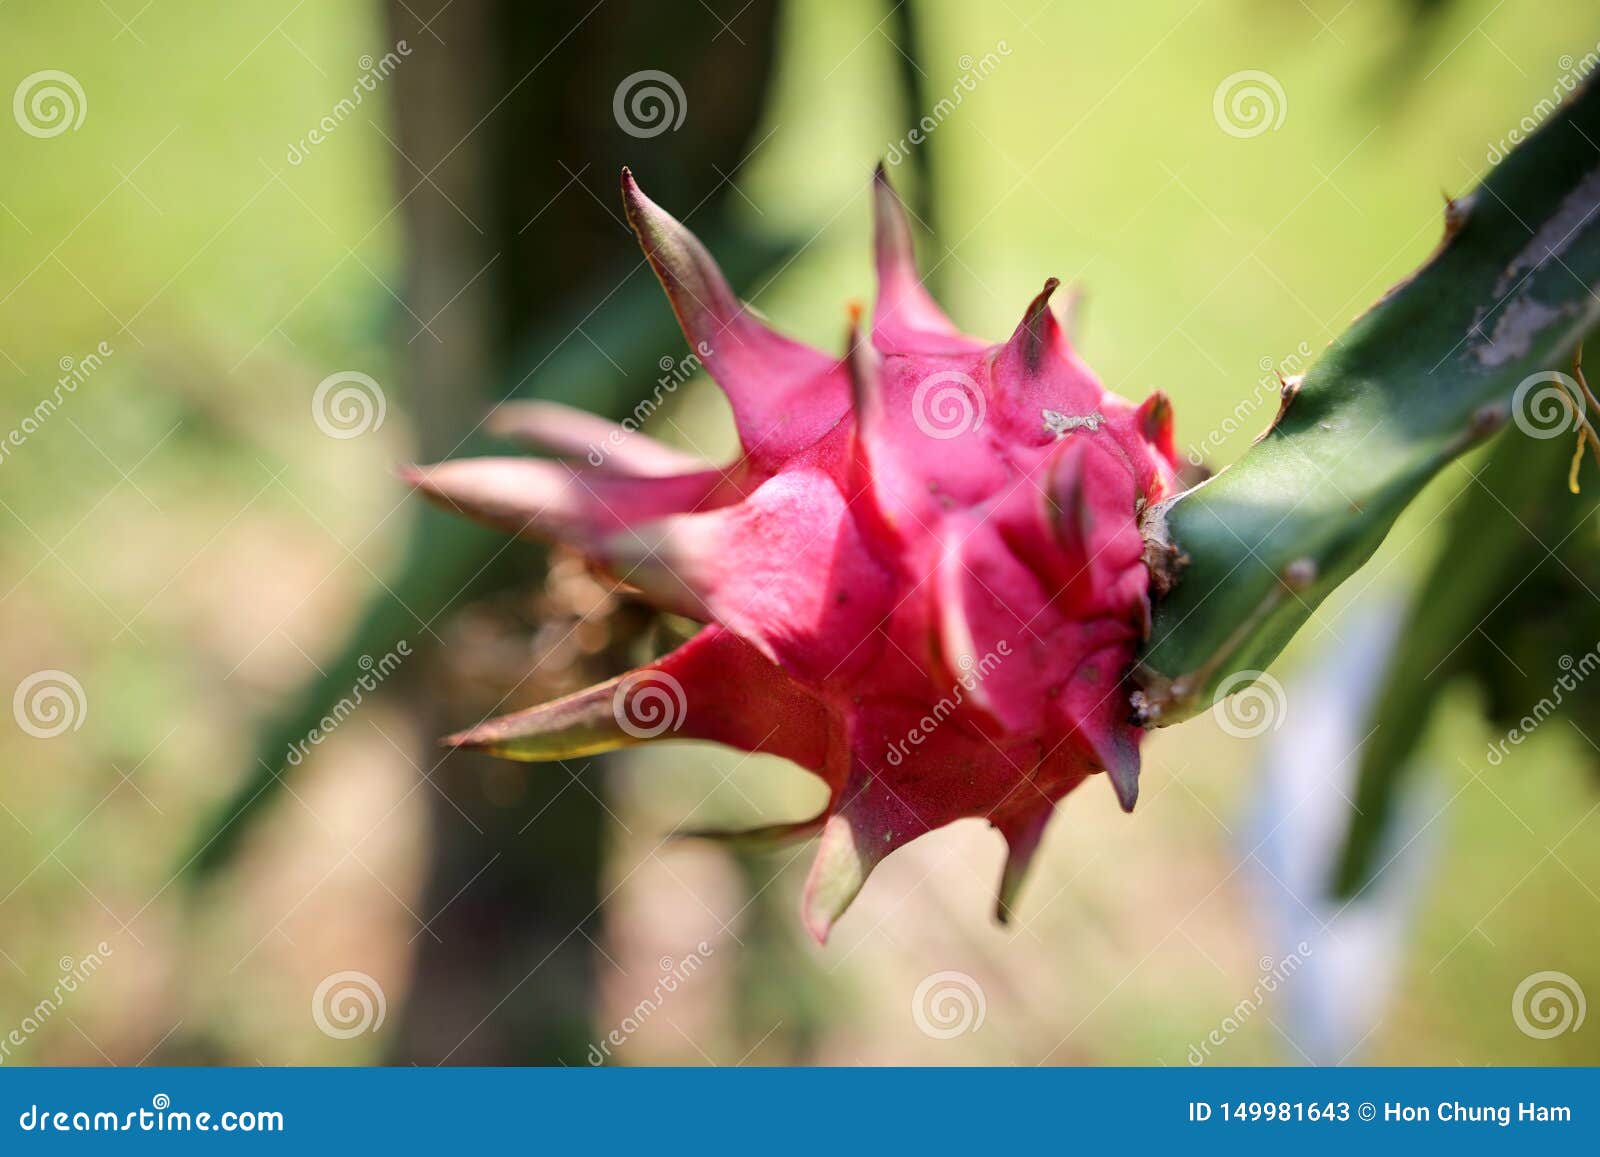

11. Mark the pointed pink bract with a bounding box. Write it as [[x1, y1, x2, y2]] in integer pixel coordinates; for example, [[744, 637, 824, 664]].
[[407, 168, 1182, 942]]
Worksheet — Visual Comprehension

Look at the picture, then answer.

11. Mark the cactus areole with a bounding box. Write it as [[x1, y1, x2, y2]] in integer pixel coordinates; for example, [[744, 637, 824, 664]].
[[404, 168, 1182, 941]]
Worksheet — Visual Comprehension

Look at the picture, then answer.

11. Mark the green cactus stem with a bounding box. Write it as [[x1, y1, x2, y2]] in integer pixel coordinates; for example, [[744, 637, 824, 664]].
[[1134, 74, 1600, 728]]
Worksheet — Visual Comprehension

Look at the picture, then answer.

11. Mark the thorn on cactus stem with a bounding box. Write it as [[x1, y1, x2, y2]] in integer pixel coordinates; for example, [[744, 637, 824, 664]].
[[1469, 404, 1507, 437], [1281, 557, 1317, 592], [1253, 374, 1302, 445], [1443, 190, 1474, 238], [1442, 402, 1512, 462]]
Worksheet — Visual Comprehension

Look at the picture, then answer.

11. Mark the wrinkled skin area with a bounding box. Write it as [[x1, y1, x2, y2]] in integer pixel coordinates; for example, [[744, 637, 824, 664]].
[[405, 168, 1180, 941]]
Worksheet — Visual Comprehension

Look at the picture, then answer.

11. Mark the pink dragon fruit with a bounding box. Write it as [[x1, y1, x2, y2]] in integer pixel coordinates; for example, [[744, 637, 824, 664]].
[[403, 167, 1181, 942]]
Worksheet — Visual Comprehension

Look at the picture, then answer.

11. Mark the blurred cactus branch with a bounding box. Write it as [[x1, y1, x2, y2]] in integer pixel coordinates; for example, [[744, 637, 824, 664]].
[[887, 0, 938, 243], [1330, 430, 1593, 896]]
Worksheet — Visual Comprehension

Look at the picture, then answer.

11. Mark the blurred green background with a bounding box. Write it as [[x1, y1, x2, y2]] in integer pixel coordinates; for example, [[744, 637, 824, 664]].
[[0, 0, 1596, 1065]]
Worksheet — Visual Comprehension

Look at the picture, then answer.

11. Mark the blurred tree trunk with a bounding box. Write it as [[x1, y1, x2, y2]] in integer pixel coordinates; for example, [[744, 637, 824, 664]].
[[382, 0, 595, 1065], [382, 0, 782, 1064]]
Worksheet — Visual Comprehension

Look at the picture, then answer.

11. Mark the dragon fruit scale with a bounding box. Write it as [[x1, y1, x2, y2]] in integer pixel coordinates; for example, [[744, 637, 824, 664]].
[[403, 167, 1182, 942]]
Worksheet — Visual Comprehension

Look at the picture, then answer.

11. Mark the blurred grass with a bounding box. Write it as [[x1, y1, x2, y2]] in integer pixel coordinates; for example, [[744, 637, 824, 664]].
[[0, 0, 1597, 1064]]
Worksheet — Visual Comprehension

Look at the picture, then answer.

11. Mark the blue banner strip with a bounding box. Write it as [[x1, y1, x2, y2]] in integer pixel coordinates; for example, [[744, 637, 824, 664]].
[[0, 1066, 1593, 1152]]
